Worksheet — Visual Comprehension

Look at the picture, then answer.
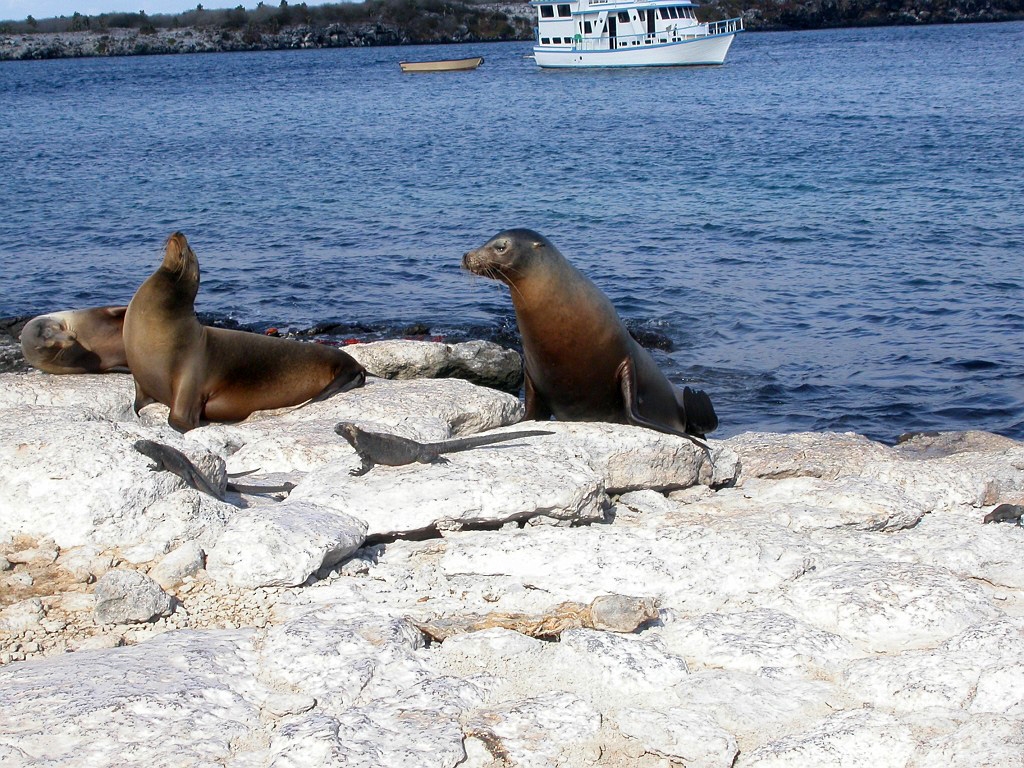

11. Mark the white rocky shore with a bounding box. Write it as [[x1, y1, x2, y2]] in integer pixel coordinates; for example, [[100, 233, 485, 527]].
[[2, 338, 1023, 767]]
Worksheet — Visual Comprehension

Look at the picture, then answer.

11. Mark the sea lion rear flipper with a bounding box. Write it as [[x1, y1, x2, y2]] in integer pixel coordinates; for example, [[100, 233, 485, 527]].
[[308, 366, 367, 406], [679, 386, 718, 438], [617, 358, 710, 451]]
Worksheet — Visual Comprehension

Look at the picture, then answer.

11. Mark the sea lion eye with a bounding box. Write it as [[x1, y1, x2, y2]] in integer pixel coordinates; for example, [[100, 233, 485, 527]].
[[494, 241, 507, 253]]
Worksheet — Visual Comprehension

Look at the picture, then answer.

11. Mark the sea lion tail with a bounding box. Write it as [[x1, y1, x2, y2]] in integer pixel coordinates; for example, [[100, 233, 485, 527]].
[[682, 386, 718, 438]]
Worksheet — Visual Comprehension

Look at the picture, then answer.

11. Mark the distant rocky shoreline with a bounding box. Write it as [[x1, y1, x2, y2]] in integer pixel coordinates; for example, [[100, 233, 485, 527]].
[[0, 21, 517, 61], [2, 0, 1022, 61]]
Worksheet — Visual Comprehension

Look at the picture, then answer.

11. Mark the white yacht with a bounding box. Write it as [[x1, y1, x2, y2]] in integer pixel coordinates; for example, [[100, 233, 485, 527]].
[[531, 0, 743, 68]]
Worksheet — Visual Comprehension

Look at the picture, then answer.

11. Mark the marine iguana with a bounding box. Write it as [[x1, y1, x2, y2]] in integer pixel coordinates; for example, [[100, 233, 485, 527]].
[[133, 439, 295, 500], [334, 422, 554, 476], [982, 503, 1024, 525]]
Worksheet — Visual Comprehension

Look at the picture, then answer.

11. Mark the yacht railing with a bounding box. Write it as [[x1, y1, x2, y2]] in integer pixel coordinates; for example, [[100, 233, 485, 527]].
[[562, 17, 743, 51], [708, 17, 744, 34]]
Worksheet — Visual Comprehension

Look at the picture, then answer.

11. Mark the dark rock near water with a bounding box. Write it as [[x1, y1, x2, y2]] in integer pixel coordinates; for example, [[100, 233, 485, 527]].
[[0, 317, 32, 374]]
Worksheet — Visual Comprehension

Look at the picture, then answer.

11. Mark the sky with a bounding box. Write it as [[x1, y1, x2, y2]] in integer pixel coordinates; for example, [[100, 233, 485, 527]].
[[2, 0, 337, 22]]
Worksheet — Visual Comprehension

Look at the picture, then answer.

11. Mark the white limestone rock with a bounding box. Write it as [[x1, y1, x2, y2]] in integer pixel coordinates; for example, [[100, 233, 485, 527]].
[[462, 692, 603, 768], [6, 545, 59, 566], [436, 626, 547, 660], [205, 500, 367, 589], [0, 371, 135, 420], [910, 714, 1024, 768], [893, 429, 1021, 458], [741, 708, 917, 768], [725, 431, 895, 482], [622, 474, 925, 533], [659, 608, 859, 674], [241, 376, 524, 433], [940, 615, 1024, 658], [435, 524, 815, 615], [128, 489, 236, 557], [558, 628, 691, 694], [148, 541, 206, 590], [211, 377, 525, 475], [0, 410, 230, 549], [673, 670, 841, 749], [0, 598, 45, 633], [0, 629, 268, 766], [884, 506, 1024, 589], [613, 707, 738, 767], [268, 706, 469, 768], [841, 648, 986, 712], [729, 429, 1024, 512], [294, 443, 606, 538], [840, 617, 1024, 714], [294, 422, 724, 538], [777, 560, 1001, 653], [344, 338, 522, 391], [93, 569, 174, 624], [541, 422, 730, 492]]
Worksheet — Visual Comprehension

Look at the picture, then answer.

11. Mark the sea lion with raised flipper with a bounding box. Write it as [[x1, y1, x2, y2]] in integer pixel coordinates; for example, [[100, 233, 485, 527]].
[[123, 232, 366, 432], [20, 306, 128, 374], [462, 228, 717, 448]]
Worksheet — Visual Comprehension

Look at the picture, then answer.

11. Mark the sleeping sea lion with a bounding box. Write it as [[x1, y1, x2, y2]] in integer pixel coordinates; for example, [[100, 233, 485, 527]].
[[123, 232, 365, 432], [462, 228, 717, 448], [20, 306, 128, 374]]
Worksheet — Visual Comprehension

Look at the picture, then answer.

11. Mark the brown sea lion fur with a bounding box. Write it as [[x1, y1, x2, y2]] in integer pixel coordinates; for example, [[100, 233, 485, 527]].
[[463, 228, 717, 447], [21, 306, 128, 374], [123, 232, 365, 432]]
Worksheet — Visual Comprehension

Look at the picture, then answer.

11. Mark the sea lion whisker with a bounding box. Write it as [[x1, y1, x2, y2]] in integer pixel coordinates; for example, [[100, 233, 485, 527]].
[[491, 265, 528, 303]]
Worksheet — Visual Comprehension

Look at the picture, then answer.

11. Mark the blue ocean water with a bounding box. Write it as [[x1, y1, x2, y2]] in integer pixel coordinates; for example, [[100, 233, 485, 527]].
[[1, 23, 1022, 442]]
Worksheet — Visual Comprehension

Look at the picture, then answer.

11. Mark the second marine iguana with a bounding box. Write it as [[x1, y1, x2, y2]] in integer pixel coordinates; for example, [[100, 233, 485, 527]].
[[334, 422, 554, 476], [133, 439, 295, 500]]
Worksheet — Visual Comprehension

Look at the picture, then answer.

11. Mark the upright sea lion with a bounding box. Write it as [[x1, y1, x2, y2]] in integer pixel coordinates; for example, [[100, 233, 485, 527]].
[[20, 306, 128, 374], [462, 229, 717, 447], [335, 422, 554, 475], [123, 232, 366, 432]]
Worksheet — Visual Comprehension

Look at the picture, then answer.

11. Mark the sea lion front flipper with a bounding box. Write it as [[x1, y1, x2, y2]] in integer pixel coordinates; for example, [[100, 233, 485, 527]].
[[132, 381, 157, 416], [168, 373, 204, 433], [523, 372, 553, 422], [616, 358, 710, 452]]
